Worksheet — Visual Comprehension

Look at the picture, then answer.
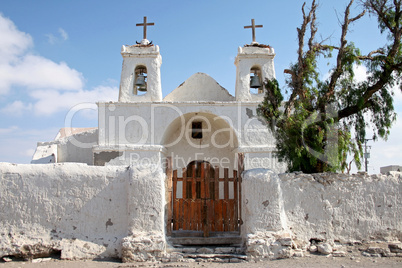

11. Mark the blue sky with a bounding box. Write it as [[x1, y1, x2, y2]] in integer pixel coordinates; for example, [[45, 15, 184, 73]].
[[0, 0, 401, 174]]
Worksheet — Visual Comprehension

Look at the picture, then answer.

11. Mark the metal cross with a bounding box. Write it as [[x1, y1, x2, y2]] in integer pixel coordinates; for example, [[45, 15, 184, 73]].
[[136, 16, 155, 40], [244, 19, 263, 43]]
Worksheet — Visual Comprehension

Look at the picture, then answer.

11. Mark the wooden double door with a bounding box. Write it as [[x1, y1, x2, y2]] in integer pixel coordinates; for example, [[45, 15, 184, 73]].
[[166, 156, 243, 237]]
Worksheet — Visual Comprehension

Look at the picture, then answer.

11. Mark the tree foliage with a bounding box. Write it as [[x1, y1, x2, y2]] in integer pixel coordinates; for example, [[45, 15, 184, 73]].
[[257, 0, 402, 173]]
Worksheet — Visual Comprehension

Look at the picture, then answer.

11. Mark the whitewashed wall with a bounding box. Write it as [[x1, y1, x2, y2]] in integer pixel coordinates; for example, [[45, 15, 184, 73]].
[[242, 169, 402, 259], [234, 46, 276, 102], [31, 129, 97, 165], [279, 172, 402, 243], [118, 45, 162, 102], [96, 102, 281, 172], [1, 163, 400, 261], [0, 163, 166, 260]]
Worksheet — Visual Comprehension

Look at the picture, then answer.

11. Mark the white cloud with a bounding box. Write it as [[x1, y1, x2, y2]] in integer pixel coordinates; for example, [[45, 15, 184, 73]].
[[1, 100, 32, 116], [0, 14, 83, 95], [30, 85, 118, 116], [0, 13, 32, 63], [0, 125, 19, 134], [46, 28, 69, 44], [14, 54, 83, 90], [45, 33, 57, 45], [59, 28, 68, 41], [353, 64, 368, 83], [0, 14, 120, 119], [0, 126, 60, 164]]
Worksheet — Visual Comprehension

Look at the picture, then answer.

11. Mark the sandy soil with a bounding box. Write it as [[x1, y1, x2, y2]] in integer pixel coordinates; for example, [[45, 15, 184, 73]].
[[1, 256, 401, 268]]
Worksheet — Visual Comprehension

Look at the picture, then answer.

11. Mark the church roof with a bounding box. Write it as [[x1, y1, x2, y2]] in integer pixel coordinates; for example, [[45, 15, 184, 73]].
[[163, 72, 235, 102]]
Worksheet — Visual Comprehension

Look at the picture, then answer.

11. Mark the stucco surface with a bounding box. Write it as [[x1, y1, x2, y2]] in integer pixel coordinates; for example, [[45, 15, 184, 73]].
[[234, 46, 275, 102], [0, 163, 166, 260], [1, 165, 400, 261], [279, 172, 402, 243], [241, 169, 402, 260], [31, 129, 97, 165], [118, 45, 162, 102], [163, 73, 235, 102]]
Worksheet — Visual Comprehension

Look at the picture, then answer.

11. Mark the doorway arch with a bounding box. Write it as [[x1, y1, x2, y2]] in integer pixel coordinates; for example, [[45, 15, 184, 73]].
[[161, 112, 239, 173]]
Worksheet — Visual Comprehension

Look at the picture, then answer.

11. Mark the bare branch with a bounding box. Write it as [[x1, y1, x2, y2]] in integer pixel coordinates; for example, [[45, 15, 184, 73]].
[[350, 9, 366, 23], [308, 2, 318, 50], [284, 69, 296, 76], [285, 0, 318, 117], [325, 0, 365, 101], [356, 49, 384, 60]]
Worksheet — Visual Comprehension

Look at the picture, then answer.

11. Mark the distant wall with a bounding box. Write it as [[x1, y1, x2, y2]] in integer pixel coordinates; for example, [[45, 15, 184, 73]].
[[57, 129, 98, 165], [31, 129, 98, 165]]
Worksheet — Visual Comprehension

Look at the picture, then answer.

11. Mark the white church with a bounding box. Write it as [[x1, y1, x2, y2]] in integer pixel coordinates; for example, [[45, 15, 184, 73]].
[[2, 17, 400, 262], [31, 17, 284, 174]]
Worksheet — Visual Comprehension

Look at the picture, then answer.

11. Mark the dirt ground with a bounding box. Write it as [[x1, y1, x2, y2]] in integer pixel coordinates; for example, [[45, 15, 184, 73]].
[[1, 256, 401, 268]]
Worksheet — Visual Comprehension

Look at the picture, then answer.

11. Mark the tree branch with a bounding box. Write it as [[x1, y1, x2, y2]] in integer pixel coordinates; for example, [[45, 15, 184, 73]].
[[285, 0, 318, 117], [326, 0, 365, 100], [356, 49, 384, 60]]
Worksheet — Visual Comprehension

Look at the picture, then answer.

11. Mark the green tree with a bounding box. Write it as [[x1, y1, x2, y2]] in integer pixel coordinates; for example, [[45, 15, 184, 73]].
[[257, 0, 402, 173]]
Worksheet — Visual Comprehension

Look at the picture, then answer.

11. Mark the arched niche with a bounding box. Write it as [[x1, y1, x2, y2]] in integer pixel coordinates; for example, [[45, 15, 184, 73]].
[[250, 65, 263, 95], [133, 65, 147, 95], [161, 112, 239, 174]]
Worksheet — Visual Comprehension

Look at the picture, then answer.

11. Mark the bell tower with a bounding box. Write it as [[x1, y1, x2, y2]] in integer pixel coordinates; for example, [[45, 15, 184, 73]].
[[118, 17, 162, 102], [235, 19, 275, 102]]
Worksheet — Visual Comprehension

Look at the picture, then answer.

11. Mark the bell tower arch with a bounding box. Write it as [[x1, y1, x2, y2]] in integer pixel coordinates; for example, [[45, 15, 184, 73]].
[[234, 45, 276, 102], [118, 44, 162, 102], [118, 17, 162, 102], [235, 19, 276, 102]]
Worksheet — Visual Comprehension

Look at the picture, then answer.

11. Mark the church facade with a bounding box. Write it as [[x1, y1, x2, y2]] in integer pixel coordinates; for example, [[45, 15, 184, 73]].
[[32, 21, 285, 174]]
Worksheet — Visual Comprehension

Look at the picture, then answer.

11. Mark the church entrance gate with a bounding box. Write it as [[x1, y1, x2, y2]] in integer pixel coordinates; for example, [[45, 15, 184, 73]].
[[166, 154, 244, 238]]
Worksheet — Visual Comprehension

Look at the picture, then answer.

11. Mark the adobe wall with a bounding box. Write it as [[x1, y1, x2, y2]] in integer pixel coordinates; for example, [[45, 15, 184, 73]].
[[242, 169, 402, 260], [0, 162, 166, 261], [279, 172, 402, 243], [31, 129, 98, 165], [0, 163, 400, 261]]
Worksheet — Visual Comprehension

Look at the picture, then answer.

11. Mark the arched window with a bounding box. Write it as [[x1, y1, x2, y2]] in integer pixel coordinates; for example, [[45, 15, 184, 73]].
[[250, 66, 263, 94], [133, 65, 147, 95]]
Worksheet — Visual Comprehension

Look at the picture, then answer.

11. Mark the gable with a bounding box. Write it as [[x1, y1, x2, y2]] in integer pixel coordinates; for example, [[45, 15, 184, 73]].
[[163, 72, 235, 102]]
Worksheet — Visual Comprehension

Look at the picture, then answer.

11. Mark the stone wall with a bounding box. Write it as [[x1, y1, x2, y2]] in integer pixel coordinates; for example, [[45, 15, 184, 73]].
[[0, 163, 400, 262], [31, 129, 97, 165], [0, 162, 166, 261], [242, 169, 402, 260], [280, 172, 402, 243]]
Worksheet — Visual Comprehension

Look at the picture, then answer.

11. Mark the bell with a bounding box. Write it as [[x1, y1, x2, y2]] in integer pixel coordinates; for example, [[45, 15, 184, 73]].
[[135, 74, 146, 86], [250, 74, 262, 88], [135, 74, 147, 91], [137, 84, 147, 92]]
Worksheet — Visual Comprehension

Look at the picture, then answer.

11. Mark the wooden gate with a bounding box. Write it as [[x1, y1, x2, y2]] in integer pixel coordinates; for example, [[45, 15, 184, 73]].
[[166, 154, 244, 237]]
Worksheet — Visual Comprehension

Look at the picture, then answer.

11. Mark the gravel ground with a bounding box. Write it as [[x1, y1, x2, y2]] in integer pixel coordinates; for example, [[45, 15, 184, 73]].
[[1, 256, 401, 268]]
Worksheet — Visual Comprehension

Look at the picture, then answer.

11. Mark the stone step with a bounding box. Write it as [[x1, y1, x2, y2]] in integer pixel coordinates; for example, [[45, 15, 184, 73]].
[[182, 253, 247, 260], [172, 246, 244, 254], [169, 236, 242, 246], [167, 249, 248, 263]]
